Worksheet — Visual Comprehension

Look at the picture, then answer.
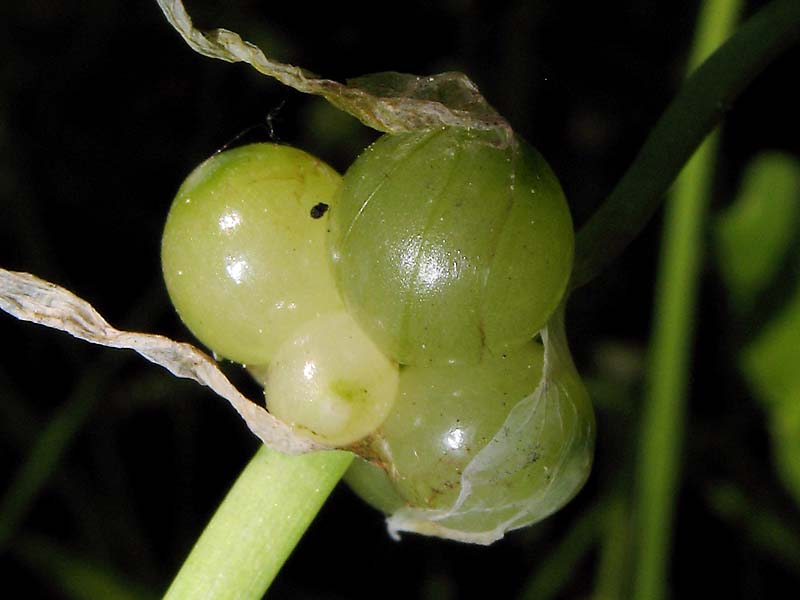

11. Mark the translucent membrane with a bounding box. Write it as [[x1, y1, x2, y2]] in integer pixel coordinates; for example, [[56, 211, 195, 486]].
[[346, 307, 594, 544]]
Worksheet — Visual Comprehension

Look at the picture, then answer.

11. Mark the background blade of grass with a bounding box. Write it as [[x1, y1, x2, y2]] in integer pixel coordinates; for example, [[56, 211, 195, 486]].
[[571, 0, 800, 290], [518, 502, 604, 600], [593, 489, 632, 600], [632, 2, 742, 599], [706, 481, 800, 573], [12, 533, 157, 600], [0, 286, 164, 552], [0, 368, 105, 550]]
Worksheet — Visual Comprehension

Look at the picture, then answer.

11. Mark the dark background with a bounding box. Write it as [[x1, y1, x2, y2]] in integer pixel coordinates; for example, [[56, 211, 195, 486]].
[[1, 1, 799, 598]]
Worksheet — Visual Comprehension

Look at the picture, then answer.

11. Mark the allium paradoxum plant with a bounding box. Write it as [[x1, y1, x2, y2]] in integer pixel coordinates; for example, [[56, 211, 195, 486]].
[[159, 64, 593, 544]]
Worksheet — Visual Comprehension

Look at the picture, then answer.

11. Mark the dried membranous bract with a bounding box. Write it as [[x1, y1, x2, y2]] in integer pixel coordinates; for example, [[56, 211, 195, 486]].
[[347, 311, 594, 544]]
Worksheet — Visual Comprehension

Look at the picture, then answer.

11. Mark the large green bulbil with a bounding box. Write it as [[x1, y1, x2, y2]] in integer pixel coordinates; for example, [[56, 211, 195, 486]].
[[328, 126, 574, 366], [161, 144, 343, 366], [345, 333, 595, 542]]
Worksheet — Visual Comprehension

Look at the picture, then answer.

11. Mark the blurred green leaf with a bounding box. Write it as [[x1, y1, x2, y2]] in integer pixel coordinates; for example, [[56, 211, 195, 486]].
[[742, 281, 800, 504], [716, 151, 800, 507], [743, 280, 800, 407], [768, 392, 800, 507], [421, 572, 456, 600], [0, 371, 102, 551], [299, 97, 374, 167], [13, 534, 156, 600], [715, 152, 800, 312], [706, 481, 800, 572], [518, 502, 603, 600]]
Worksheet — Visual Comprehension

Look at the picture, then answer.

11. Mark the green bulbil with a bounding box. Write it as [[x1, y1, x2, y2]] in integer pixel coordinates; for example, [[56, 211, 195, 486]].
[[345, 338, 595, 538], [161, 143, 343, 366], [379, 341, 548, 514], [328, 127, 574, 366]]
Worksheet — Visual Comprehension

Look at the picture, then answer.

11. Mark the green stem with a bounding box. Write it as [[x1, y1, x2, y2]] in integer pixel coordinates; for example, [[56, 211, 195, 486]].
[[518, 501, 604, 600], [164, 446, 353, 600], [632, 2, 741, 599], [570, 0, 800, 290], [593, 489, 631, 600], [0, 371, 101, 550]]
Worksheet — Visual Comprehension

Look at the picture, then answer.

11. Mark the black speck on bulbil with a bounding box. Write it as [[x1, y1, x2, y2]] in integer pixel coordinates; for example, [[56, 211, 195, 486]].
[[310, 202, 329, 219]]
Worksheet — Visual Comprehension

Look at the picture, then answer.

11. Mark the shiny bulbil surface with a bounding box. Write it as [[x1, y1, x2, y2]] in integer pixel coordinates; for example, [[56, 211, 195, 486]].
[[161, 143, 343, 366], [381, 341, 547, 511], [263, 310, 399, 447], [328, 127, 574, 366], [345, 323, 594, 539]]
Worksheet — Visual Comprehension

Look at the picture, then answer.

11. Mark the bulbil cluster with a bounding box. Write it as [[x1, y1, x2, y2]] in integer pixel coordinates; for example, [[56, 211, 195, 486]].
[[161, 127, 594, 540]]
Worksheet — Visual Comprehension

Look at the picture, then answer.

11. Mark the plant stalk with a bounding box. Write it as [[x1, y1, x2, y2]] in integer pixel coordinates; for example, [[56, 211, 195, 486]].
[[164, 447, 353, 600], [632, 1, 742, 599]]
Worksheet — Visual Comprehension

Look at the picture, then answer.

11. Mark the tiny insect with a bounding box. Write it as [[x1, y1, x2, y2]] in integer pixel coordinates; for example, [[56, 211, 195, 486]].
[[310, 202, 329, 219]]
